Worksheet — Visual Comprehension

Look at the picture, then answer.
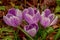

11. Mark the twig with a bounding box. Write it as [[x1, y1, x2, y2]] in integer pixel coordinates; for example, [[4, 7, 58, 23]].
[[26, 1, 33, 7]]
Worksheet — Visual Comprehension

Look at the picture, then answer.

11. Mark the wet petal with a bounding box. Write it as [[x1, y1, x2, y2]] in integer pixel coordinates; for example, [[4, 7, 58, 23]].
[[50, 16, 58, 25], [40, 17, 50, 28]]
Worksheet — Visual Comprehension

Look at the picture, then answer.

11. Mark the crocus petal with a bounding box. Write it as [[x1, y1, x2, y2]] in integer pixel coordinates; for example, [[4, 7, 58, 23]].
[[48, 14, 55, 22], [16, 9, 22, 20], [40, 17, 50, 28], [23, 9, 28, 18], [23, 9, 28, 14], [24, 14, 33, 24], [44, 9, 51, 17], [41, 12, 46, 17], [30, 24, 39, 31], [28, 7, 34, 16], [3, 16, 11, 26], [23, 7, 41, 24], [50, 16, 58, 26], [8, 8, 16, 16], [3, 8, 22, 27], [33, 10, 41, 23], [24, 24, 39, 37], [10, 16, 20, 27], [34, 8, 37, 14], [6, 14, 14, 18], [24, 26, 37, 37], [27, 28, 36, 37]]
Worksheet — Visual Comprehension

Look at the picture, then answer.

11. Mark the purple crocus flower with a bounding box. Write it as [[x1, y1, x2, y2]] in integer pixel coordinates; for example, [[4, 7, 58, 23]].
[[24, 23, 39, 37], [40, 9, 58, 28], [23, 7, 40, 24], [3, 8, 22, 27]]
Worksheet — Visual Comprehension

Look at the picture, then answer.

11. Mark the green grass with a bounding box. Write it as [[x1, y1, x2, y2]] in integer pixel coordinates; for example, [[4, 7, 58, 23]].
[[0, 6, 5, 10]]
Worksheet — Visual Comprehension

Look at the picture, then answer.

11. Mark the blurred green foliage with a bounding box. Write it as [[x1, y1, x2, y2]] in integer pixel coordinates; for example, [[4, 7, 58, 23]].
[[54, 28, 60, 40], [55, 6, 60, 13], [56, 0, 60, 5], [0, 27, 14, 40], [0, 6, 5, 10]]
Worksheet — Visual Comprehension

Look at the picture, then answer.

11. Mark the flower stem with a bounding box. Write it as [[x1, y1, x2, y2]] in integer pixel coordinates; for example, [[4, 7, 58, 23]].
[[17, 26, 34, 40]]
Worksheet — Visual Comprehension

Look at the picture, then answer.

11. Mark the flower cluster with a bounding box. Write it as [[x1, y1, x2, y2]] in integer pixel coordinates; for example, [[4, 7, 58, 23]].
[[3, 7, 58, 37], [40, 9, 58, 28], [3, 8, 22, 27]]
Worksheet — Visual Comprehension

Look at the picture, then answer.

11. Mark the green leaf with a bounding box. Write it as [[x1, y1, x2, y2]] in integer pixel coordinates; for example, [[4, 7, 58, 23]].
[[55, 6, 60, 13], [15, 6, 19, 9], [41, 31, 47, 40], [2, 36, 12, 40], [17, 26, 33, 40], [56, 0, 60, 5], [34, 28, 41, 40], [1, 27, 14, 33], [0, 6, 5, 10], [41, 27, 54, 40], [45, 27, 54, 34], [54, 28, 60, 40], [34, 22, 44, 40]]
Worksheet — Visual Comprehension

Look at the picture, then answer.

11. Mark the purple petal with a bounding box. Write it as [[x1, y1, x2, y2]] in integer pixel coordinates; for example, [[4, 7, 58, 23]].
[[27, 28, 36, 37], [10, 16, 20, 27], [50, 16, 58, 25], [24, 24, 39, 37], [8, 8, 16, 16], [23, 9, 28, 14], [25, 24, 39, 31], [16, 9, 22, 20], [3, 16, 11, 26], [41, 12, 46, 17], [44, 9, 51, 17], [23, 7, 41, 24], [28, 7, 34, 16], [48, 14, 55, 22], [24, 14, 33, 24], [33, 10, 41, 23], [6, 14, 14, 18], [31, 24, 39, 31], [40, 17, 50, 28], [34, 8, 37, 14], [23, 9, 28, 18]]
